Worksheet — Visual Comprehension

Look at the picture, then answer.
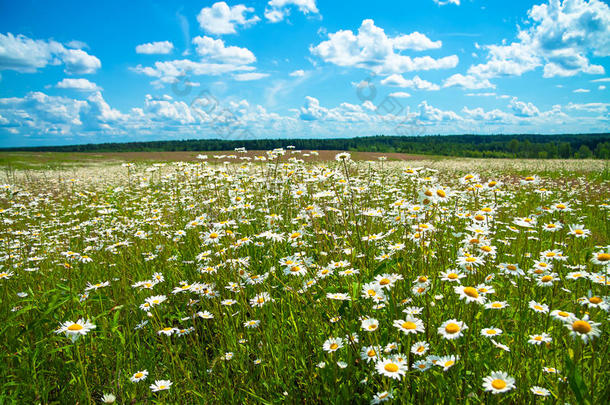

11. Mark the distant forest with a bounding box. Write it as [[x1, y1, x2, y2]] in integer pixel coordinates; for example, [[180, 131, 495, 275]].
[[3, 134, 610, 159]]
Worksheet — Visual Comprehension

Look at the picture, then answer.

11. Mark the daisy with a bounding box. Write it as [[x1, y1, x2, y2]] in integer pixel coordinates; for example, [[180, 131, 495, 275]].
[[565, 315, 602, 343], [393, 316, 425, 335], [437, 355, 459, 371], [454, 285, 486, 304], [55, 319, 96, 342], [481, 327, 503, 338], [440, 269, 465, 282], [375, 357, 407, 380], [360, 346, 381, 363], [370, 390, 393, 404], [410, 341, 429, 356], [250, 292, 273, 307], [243, 319, 261, 328], [412, 359, 431, 372], [568, 224, 590, 238], [530, 386, 550, 397], [485, 301, 508, 310], [130, 370, 149, 383], [529, 300, 549, 314], [323, 337, 344, 353], [438, 319, 468, 340], [361, 318, 380, 332], [590, 250, 610, 266], [528, 333, 552, 345], [550, 309, 574, 322], [482, 371, 515, 394], [149, 380, 172, 392]]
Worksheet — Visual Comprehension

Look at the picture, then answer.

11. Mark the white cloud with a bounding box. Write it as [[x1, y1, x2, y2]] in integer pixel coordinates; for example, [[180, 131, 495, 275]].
[[0, 33, 101, 74], [573, 88, 590, 93], [389, 92, 411, 98], [310, 19, 457, 74], [381, 74, 440, 90], [133, 36, 257, 85], [192, 36, 256, 65], [462, 107, 513, 122], [469, 0, 610, 79], [233, 72, 270, 81], [599, 85, 606, 90], [443, 73, 495, 89], [197, 2, 260, 35], [509, 97, 540, 117], [56, 78, 101, 91], [433, 0, 460, 5], [290, 69, 306, 77], [135, 41, 174, 55], [265, 0, 319, 23], [591, 77, 610, 82], [392, 32, 442, 51], [465, 92, 496, 97]]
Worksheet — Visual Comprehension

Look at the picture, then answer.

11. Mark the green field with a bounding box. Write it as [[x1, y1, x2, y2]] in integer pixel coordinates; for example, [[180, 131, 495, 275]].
[[0, 151, 608, 403]]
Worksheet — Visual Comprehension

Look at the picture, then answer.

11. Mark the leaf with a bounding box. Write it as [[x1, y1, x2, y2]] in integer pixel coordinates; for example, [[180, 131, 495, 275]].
[[565, 354, 591, 405]]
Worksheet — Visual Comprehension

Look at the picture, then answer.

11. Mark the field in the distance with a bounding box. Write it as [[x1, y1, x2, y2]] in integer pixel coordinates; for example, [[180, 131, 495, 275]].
[[0, 150, 608, 404]]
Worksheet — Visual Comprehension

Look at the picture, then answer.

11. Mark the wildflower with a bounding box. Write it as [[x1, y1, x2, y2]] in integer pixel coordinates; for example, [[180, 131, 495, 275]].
[[528, 333, 552, 345], [565, 315, 601, 343], [393, 316, 425, 335], [361, 346, 381, 363], [101, 393, 116, 403], [410, 341, 429, 356], [412, 360, 432, 372], [130, 370, 149, 382], [481, 328, 503, 338], [243, 320, 260, 328], [437, 355, 459, 371], [568, 224, 590, 238], [370, 390, 393, 404], [55, 319, 96, 342], [454, 285, 486, 304], [375, 357, 407, 380], [483, 371, 515, 394], [438, 319, 468, 340], [529, 300, 549, 314], [361, 318, 379, 332], [149, 380, 172, 392], [323, 337, 344, 353], [530, 386, 550, 396]]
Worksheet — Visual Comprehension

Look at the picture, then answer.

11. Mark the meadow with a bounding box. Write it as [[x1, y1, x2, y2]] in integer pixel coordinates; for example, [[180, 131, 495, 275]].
[[0, 149, 608, 404]]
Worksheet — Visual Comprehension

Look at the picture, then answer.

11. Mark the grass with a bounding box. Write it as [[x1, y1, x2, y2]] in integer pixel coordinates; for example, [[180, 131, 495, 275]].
[[0, 150, 608, 404]]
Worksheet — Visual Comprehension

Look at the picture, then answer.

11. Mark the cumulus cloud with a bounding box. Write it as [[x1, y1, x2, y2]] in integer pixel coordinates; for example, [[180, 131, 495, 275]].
[[132, 36, 256, 85], [469, 0, 609, 79], [389, 92, 411, 98], [56, 78, 101, 91], [135, 41, 174, 55], [265, 0, 319, 23], [433, 0, 460, 5], [289, 69, 306, 77], [310, 19, 457, 74], [233, 72, 270, 81], [197, 2, 260, 35], [443, 73, 495, 89], [509, 97, 540, 117], [381, 74, 440, 90], [0, 33, 101, 74], [573, 88, 590, 93]]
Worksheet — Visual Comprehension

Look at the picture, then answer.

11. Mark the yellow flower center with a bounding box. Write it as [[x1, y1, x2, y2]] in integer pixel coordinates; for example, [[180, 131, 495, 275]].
[[463, 287, 479, 298], [447, 273, 458, 280], [329, 343, 338, 350], [436, 189, 446, 198], [134, 372, 144, 378], [572, 320, 592, 334], [597, 253, 610, 261], [481, 246, 492, 252], [541, 275, 553, 282], [486, 330, 497, 335], [525, 176, 535, 181], [67, 324, 83, 331], [491, 379, 507, 390], [367, 349, 376, 357], [209, 233, 218, 238], [402, 321, 417, 330], [445, 360, 455, 367], [445, 323, 460, 334], [367, 289, 377, 296], [506, 265, 516, 271], [418, 276, 427, 283], [589, 296, 602, 304], [379, 278, 390, 285], [574, 229, 583, 235], [384, 363, 399, 373], [465, 257, 476, 263], [557, 311, 569, 317], [474, 215, 485, 221]]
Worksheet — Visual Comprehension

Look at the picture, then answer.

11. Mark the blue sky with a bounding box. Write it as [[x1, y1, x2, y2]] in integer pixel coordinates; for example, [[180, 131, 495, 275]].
[[0, 0, 609, 147]]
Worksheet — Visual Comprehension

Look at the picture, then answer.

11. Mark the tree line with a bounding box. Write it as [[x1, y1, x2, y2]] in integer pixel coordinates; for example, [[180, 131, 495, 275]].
[[2, 134, 609, 159]]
